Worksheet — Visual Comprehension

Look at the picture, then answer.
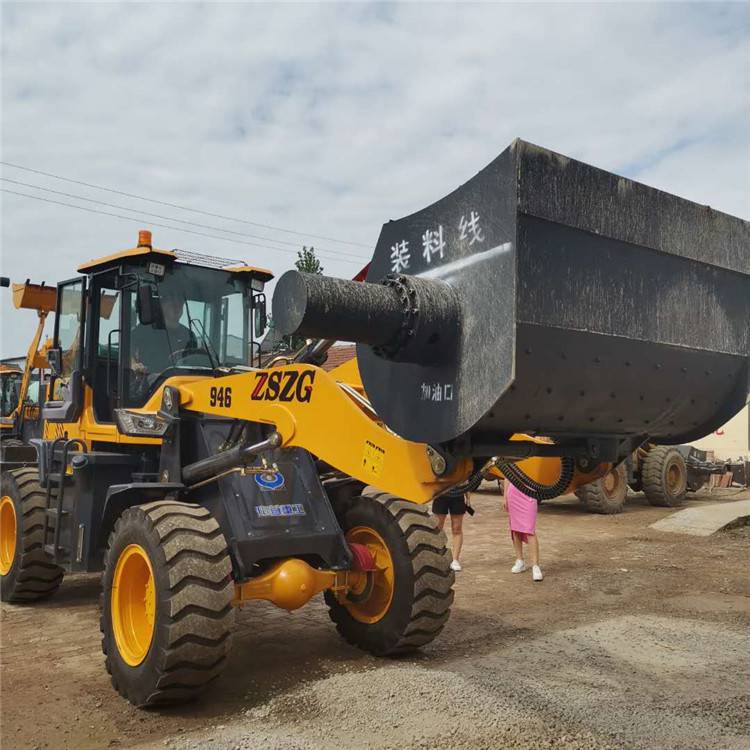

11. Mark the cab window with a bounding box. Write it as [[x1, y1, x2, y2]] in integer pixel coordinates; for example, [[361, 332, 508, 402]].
[[52, 280, 84, 400]]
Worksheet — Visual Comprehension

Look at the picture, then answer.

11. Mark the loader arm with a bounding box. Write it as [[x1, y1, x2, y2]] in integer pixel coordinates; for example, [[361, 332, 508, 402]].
[[176, 364, 472, 504], [10, 310, 49, 422], [160, 364, 608, 501]]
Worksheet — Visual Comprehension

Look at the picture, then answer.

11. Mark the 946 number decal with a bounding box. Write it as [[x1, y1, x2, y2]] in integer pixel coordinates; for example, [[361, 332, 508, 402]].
[[209, 386, 232, 408]]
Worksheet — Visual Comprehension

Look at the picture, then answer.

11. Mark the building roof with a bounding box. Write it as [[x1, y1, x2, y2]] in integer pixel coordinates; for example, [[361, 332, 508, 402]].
[[322, 344, 356, 371]]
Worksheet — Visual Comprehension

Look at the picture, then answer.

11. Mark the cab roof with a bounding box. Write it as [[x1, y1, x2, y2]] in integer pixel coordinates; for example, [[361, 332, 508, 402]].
[[77, 230, 274, 282]]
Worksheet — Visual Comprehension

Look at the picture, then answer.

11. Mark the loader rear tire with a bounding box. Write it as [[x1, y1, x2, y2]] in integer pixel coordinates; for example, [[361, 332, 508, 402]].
[[642, 446, 687, 507], [100, 501, 235, 707], [325, 492, 454, 656], [0, 468, 64, 602], [574, 464, 628, 514]]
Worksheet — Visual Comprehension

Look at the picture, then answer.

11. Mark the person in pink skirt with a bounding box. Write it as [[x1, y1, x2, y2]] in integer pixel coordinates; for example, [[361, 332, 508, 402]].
[[503, 479, 543, 581]]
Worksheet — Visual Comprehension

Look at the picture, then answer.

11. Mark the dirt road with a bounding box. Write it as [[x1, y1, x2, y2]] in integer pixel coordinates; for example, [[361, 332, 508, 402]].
[[2, 489, 749, 750]]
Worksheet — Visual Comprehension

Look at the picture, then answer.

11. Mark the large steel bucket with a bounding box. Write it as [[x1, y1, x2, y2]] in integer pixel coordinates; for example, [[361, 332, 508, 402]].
[[274, 140, 749, 447]]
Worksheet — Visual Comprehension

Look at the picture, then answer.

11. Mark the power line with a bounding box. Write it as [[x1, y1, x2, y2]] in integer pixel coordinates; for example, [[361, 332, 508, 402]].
[[0, 160, 371, 249], [1, 188, 364, 267], [0, 176, 368, 263]]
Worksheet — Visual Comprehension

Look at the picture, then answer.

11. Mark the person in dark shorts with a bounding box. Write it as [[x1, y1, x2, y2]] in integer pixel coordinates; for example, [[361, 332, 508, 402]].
[[432, 494, 469, 572]]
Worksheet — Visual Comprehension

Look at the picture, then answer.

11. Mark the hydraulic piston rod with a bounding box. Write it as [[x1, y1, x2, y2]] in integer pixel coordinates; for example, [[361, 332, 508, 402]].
[[181, 433, 281, 486], [273, 270, 460, 365]]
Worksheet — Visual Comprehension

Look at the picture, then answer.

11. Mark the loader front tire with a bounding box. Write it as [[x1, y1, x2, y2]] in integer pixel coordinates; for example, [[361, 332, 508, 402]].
[[642, 446, 688, 507], [325, 492, 454, 656], [0, 468, 64, 602], [574, 464, 628, 514], [101, 501, 235, 707]]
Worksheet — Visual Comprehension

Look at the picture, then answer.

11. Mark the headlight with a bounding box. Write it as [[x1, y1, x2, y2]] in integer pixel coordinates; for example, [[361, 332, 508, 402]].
[[114, 409, 169, 437], [161, 385, 180, 415]]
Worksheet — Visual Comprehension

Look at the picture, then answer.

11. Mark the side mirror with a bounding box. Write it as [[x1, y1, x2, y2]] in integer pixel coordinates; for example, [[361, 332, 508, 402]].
[[137, 284, 163, 327], [47, 346, 63, 377], [254, 296, 267, 338]]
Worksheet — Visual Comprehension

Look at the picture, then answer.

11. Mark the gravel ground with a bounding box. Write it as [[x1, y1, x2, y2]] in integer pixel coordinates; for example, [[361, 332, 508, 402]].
[[2, 489, 749, 750], [160, 611, 749, 750]]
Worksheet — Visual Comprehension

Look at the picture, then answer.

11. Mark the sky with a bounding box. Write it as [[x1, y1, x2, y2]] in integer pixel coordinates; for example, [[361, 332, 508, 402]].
[[1, 1, 749, 355]]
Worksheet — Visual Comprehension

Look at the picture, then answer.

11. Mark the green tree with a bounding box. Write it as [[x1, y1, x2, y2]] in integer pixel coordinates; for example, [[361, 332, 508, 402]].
[[295, 246, 323, 275], [265, 246, 324, 354]]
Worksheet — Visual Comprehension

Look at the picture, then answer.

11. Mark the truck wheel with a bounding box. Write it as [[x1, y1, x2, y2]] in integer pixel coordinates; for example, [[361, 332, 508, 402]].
[[642, 446, 688, 507], [100, 501, 235, 707], [0, 468, 64, 602], [574, 464, 628, 514], [325, 491, 454, 656]]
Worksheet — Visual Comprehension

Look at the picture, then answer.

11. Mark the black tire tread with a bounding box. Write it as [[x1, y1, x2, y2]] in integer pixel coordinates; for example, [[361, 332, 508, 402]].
[[574, 464, 628, 515], [642, 446, 687, 507], [101, 500, 234, 707], [1, 468, 64, 602], [2, 438, 26, 448]]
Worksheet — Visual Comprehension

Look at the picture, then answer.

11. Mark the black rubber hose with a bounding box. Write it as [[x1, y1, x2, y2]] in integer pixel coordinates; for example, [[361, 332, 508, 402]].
[[445, 469, 485, 497], [498, 457, 575, 502]]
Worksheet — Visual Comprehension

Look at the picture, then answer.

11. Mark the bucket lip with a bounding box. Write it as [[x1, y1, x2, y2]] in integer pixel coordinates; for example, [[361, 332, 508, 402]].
[[383, 138, 750, 278], [514, 139, 750, 277]]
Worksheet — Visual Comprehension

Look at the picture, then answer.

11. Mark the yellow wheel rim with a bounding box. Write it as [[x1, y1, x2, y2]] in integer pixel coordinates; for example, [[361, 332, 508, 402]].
[[344, 526, 395, 625], [667, 463, 684, 493], [111, 544, 156, 666], [603, 468, 621, 498], [0, 496, 17, 576]]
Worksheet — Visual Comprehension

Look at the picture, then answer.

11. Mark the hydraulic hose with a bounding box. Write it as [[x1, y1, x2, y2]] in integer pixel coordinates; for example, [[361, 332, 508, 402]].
[[498, 457, 575, 502], [444, 468, 485, 497]]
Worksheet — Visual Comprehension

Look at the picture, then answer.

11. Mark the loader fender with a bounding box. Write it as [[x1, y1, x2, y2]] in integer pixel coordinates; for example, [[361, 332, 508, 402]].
[[99, 483, 185, 554]]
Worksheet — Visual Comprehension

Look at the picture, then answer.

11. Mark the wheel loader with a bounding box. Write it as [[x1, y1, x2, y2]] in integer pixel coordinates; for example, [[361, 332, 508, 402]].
[[0, 277, 56, 464], [1, 139, 748, 709]]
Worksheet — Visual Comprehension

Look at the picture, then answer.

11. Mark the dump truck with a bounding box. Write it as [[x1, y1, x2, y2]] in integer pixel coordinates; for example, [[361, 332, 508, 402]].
[[1, 139, 747, 708], [0, 277, 56, 462]]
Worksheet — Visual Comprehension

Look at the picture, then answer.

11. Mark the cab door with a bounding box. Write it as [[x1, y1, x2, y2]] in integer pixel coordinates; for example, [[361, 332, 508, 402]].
[[43, 277, 87, 423]]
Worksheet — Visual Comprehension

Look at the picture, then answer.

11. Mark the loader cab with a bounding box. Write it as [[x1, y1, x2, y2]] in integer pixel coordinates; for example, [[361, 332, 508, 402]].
[[44, 231, 272, 425]]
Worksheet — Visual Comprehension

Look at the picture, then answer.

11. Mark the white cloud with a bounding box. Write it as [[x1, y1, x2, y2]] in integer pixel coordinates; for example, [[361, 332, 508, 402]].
[[1, 1, 748, 354]]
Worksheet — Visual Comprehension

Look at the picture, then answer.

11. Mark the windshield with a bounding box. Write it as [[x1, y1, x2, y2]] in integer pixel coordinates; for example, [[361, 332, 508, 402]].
[[127, 264, 251, 405]]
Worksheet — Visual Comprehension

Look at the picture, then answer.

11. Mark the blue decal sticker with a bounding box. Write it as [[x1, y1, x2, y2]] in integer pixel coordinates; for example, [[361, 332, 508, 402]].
[[254, 503, 307, 518], [254, 471, 285, 491]]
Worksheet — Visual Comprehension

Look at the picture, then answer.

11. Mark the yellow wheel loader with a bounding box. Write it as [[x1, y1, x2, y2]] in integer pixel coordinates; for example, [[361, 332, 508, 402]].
[[1, 139, 747, 709], [0, 277, 56, 463]]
